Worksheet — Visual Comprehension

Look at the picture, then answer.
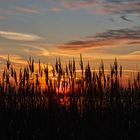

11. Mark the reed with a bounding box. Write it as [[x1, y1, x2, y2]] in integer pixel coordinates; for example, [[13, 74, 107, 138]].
[[0, 55, 140, 139], [0, 54, 139, 112]]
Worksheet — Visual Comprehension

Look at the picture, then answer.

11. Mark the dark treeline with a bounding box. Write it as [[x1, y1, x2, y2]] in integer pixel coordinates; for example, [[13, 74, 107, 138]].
[[0, 55, 140, 140]]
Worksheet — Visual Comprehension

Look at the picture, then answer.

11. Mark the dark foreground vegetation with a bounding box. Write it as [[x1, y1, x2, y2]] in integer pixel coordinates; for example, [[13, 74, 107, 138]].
[[0, 55, 140, 139]]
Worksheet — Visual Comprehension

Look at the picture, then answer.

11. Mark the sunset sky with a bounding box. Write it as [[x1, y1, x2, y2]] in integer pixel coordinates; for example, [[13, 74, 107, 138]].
[[0, 0, 140, 70]]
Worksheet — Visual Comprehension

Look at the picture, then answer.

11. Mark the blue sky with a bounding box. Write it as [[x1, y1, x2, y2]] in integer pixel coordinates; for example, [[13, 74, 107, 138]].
[[0, 0, 140, 70]]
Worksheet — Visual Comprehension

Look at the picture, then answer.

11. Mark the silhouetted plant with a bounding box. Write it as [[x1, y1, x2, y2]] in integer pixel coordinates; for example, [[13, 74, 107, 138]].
[[0, 54, 139, 116]]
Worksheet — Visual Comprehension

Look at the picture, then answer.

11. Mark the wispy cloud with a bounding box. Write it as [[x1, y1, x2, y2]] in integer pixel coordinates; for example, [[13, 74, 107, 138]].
[[130, 51, 140, 55], [102, 0, 140, 14], [1, 0, 140, 19], [58, 26, 140, 51], [94, 27, 140, 40], [20, 43, 76, 57], [58, 40, 116, 51], [0, 6, 45, 17], [59, 0, 98, 9], [15, 7, 41, 14], [30, 46, 50, 56], [0, 31, 43, 41], [127, 41, 140, 45], [49, 0, 140, 16], [20, 44, 50, 56]]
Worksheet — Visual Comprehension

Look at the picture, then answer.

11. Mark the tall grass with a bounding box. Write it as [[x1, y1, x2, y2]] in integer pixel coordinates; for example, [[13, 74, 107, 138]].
[[0, 54, 140, 139], [0, 54, 139, 114]]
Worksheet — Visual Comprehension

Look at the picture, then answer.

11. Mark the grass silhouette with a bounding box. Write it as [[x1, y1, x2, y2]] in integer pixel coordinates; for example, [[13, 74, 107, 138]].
[[0, 54, 140, 140]]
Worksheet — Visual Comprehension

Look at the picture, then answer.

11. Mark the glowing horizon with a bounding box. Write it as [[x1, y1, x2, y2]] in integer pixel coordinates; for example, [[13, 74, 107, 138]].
[[0, 0, 140, 70]]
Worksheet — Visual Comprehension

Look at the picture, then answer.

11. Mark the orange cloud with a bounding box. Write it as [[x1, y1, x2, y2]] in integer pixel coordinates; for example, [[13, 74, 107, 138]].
[[58, 39, 116, 51]]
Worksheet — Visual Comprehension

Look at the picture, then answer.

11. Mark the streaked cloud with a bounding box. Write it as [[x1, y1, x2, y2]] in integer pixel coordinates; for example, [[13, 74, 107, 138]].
[[94, 27, 140, 40], [0, 6, 44, 17], [20, 44, 50, 56], [102, 0, 140, 15], [130, 51, 140, 55], [59, 0, 98, 9], [127, 41, 140, 45], [49, 0, 140, 16], [15, 7, 41, 14], [20, 43, 76, 57], [58, 26, 140, 51], [30, 46, 50, 56], [58, 40, 116, 51], [1, 0, 140, 17], [0, 31, 43, 41], [1, 0, 140, 20]]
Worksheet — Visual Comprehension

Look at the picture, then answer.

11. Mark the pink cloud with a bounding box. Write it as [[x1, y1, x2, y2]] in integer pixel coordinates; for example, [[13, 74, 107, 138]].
[[60, 0, 98, 9]]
